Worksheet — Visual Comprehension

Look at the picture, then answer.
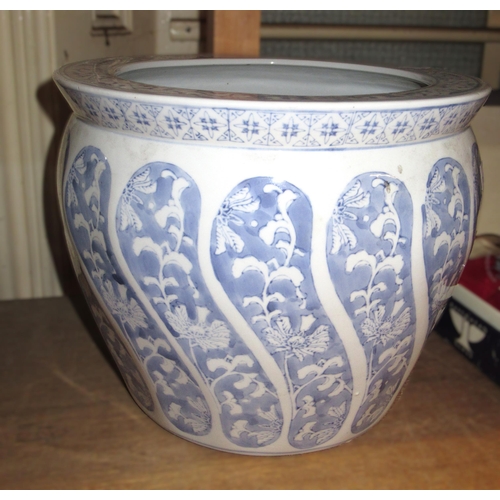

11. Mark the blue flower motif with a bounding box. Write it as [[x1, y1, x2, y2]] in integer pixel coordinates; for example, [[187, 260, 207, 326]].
[[265, 316, 329, 362], [119, 168, 157, 231], [165, 304, 231, 353], [215, 186, 260, 255], [330, 180, 370, 254]]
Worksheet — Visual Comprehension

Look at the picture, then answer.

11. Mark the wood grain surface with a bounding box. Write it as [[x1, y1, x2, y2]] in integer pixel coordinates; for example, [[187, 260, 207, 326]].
[[206, 11, 261, 57], [1, 296, 500, 489]]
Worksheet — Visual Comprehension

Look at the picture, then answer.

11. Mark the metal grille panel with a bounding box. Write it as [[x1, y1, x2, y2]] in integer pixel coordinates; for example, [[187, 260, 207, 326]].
[[261, 40, 484, 77], [261, 11, 488, 28]]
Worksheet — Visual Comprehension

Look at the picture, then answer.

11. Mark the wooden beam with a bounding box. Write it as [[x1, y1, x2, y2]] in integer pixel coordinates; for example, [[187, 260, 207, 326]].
[[206, 10, 261, 57], [260, 24, 500, 43], [482, 11, 500, 89]]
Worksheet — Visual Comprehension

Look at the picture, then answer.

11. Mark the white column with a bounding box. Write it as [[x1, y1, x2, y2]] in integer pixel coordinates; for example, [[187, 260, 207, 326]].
[[0, 11, 62, 299]]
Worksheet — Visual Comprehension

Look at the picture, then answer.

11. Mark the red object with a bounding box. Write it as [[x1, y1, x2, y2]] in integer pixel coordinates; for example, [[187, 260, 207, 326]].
[[459, 255, 500, 310]]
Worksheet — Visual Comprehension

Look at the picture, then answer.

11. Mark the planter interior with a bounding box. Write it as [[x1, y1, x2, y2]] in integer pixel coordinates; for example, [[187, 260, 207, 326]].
[[117, 59, 427, 96]]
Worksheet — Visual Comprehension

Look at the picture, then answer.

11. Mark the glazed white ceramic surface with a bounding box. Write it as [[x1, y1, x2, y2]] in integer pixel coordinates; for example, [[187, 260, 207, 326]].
[[54, 57, 490, 455], [118, 59, 424, 95]]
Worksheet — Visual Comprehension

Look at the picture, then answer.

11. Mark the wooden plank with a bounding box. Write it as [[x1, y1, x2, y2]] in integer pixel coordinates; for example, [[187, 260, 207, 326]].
[[488, 10, 500, 27], [260, 25, 500, 43], [206, 10, 261, 57], [482, 11, 500, 89], [1, 296, 500, 488]]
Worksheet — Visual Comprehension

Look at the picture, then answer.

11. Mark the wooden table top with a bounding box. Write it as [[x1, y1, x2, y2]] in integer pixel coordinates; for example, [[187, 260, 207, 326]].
[[1, 296, 500, 489]]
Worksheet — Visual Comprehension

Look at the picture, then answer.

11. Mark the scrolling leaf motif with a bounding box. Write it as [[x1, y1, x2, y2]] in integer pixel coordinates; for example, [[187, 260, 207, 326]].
[[422, 157, 472, 332], [327, 173, 416, 433], [470, 143, 483, 237], [212, 178, 353, 449], [117, 163, 283, 449], [64, 146, 211, 436]]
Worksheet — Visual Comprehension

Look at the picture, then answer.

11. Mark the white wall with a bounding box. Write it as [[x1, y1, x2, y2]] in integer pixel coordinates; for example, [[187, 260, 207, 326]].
[[472, 105, 500, 235], [53, 11, 156, 66], [0, 10, 204, 300], [0, 11, 60, 299]]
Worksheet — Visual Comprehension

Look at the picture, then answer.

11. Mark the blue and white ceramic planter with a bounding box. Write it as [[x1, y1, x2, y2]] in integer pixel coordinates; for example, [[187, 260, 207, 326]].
[[54, 57, 490, 455]]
